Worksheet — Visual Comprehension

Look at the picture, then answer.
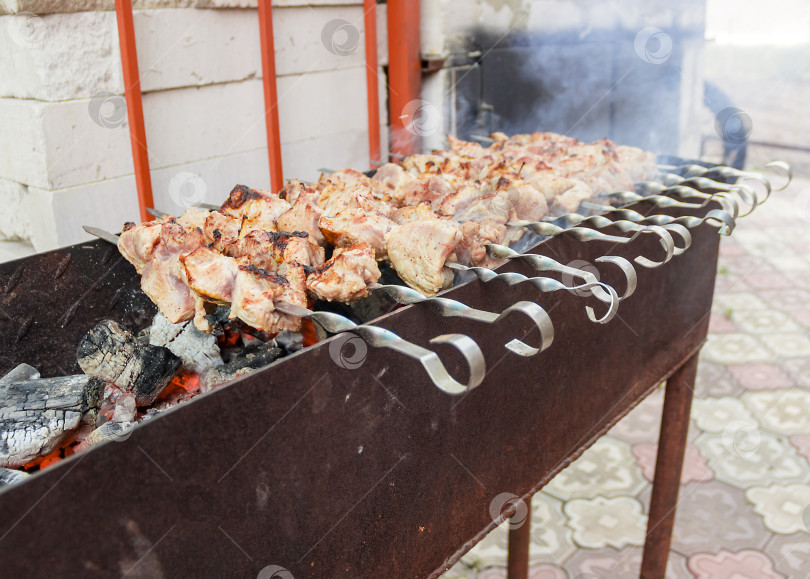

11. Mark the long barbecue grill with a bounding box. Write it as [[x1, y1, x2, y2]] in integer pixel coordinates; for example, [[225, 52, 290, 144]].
[[0, 156, 791, 577]]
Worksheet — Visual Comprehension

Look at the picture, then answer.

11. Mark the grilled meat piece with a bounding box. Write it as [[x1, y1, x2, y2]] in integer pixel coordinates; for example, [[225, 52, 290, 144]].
[[181, 247, 239, 304], [175, 207, 210, 231], [319, 208, 395, 260], [230, 265, 304, 333], [453, 221, 503, 268], [276, 194, 326, 246], [139, 221, 204, 324], [219, 184, 291, 233], [306, 242, 381, 302], [385, 216, 462, 296], [370, 163, 414, 201], [118, 220, 163, 274], [203, 211, 242, 252]]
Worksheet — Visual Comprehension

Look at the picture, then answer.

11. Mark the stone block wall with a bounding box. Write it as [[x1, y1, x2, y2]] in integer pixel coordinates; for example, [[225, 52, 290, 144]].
[[0, 1, 388, 250]]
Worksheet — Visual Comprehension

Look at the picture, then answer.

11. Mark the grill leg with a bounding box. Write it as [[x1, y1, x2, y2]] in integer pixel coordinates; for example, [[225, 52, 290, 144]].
[[639, 352, 699, 579], [506, 495, 531, 579]]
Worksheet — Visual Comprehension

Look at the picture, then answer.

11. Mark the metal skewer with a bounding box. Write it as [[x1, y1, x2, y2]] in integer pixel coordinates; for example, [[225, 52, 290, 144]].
[[446, 260, 622, 324], [577, 204, 736, 236], [368, 283, 553, 357], [504, 220, 675, 268], [274, 301, 486, 395]]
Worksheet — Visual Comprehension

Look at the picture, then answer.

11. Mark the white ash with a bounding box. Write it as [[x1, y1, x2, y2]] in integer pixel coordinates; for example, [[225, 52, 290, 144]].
[[112, 392, 137, 423], [0, 364, 40, 385], [0, 466, 30, 488], [149, 313, 223, 373], [73, 421, 135, 454]]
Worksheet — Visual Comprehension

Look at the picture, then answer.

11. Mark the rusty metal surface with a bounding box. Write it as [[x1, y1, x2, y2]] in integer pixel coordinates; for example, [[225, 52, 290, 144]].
[[0, 200, 719, 578], [640, 352, 700, 579]]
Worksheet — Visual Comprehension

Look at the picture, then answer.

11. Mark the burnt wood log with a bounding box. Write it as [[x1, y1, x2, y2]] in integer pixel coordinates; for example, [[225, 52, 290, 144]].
[[0, 375, 105, 468], [77, 320, 181, 406]]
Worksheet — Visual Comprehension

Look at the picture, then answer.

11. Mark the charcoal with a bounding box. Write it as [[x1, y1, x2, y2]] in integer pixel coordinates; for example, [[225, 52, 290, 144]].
[[275, 330, 303, 353], [0, 375, 105, 468], [202, 343, 283, 391], [148, 313, 223, 372], [77, 320, 181, 406], [0, 466, 29, 488], [0, 364, 40, 385]]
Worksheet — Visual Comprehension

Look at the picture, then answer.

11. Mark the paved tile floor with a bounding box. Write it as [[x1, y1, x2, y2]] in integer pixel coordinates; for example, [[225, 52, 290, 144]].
[[443, 179, 810, 578]]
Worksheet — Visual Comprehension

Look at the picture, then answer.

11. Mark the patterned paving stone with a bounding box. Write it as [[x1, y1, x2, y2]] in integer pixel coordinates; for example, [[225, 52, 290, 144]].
[[757, 288, 810, 311], [788, 434, 810, 466], [730, 309, 800, 333], [694, 431, 809, 488], [691, 397, 757, 433], [446, 564, 568, 579], [764, 532, 810, 578], [767, 255, 810, 273], [727, 363, 794, 390], [563, 546, 691, 579], [708, 312, 738, 333], [741, 271, 794, 290], [719, 238, 749, 258], [544, 438, 647, 501], [782, 358, 810, 388], [687, 549, 785, 578], [694, 361, 743, 398], [702, 334, 771, 365], [746, 483, 810, 535], [651, 481, 771, 556], [563, 496, 646, 550], [714, 274, 749, 294], [460, 492, 576, 569], [791, 309, 810, 328], [742, 390, 810, 436], [606, 388, 693, 445], [760, 332, 810, 359], [632, 442, 713, 485], [714, 292, 770, 312]]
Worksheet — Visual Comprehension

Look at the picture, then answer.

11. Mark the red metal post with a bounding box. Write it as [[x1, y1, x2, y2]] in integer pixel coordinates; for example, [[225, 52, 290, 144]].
[[387, 0, 422, 157], [640, 352, 699, 578], [114, 0, 154, 223], [363, 0, 381, 167], [257, 0, 284, 194]]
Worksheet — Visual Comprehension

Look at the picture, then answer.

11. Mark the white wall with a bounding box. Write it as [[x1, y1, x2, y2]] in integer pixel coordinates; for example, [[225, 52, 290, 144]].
[[0, 1, 388, 250]]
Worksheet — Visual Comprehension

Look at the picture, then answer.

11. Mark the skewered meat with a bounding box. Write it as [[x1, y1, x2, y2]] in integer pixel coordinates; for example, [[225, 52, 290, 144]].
[[385, 216, 462, 296], [181, 247, 239, 304], [117, 129, 659, 335], [203, 211, 242, 252], [277, 194, 326, 246], [118, 221, 162, 274], [306, 242, 381, 302], [319, 208, 395, 260], [370, 163, 414, 201], [139, 221, 204, 324], [231, 265, 304, 333], [219, 184, 291, 233]]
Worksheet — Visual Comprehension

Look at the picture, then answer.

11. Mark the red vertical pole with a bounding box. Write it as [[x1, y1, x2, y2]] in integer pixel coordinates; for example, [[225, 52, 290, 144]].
[[257, 0, 284, 194], [363, 0, 381, 167], [114, 0, 154, 223], [387, 0, 421, 157]]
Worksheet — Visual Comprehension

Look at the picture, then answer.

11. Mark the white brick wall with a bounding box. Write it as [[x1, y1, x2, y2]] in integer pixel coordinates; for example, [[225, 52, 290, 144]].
[[0, 3, 388, 250]]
